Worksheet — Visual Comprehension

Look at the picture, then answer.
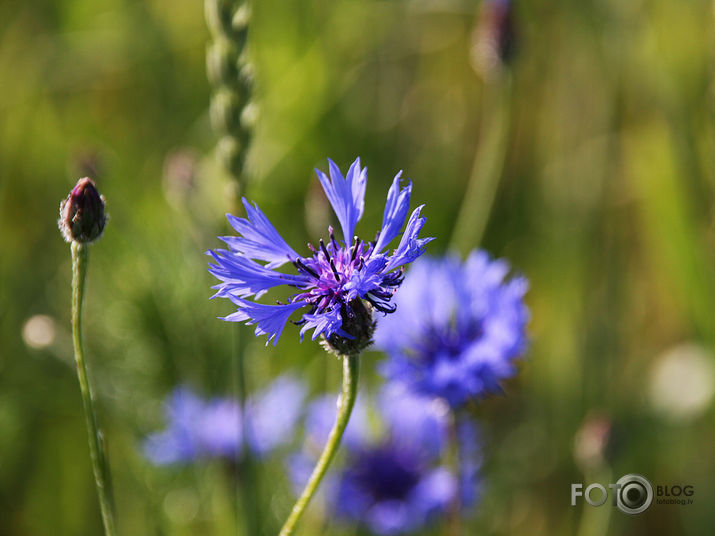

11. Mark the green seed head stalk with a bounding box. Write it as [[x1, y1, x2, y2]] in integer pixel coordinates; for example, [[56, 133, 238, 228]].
[[205, 0, 256, 191]]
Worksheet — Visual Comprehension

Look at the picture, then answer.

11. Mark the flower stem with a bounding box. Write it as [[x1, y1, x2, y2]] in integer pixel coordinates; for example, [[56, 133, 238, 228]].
[[278, 354, 360, 536], [71, 241, 117, 536], [445, 414, 463, 536], [450, 76, 512, 254]]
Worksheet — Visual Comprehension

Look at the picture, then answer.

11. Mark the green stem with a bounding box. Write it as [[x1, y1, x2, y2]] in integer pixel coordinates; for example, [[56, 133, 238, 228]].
[[278, 354, 360, 536], [450, 76, 513, 254], [71, 241, 117, 536]]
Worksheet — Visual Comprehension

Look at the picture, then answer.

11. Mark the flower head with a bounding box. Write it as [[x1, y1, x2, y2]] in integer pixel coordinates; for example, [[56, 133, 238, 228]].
[[143, 375, 305, 465], [58, 177, 107, 243], [208, 158, 433, 353], [290, 385, 481, 535], [375, 250, 529, 408]]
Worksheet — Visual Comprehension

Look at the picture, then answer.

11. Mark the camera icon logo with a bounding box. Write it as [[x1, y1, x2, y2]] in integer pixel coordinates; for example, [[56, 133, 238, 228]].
[[615, 474, 653, 514]]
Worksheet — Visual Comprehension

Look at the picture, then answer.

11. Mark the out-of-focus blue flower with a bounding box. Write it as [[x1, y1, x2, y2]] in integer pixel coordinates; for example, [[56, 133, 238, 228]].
[[143, 375, 305, 465], [290, 385, 481, 535], [245, 375, 307, 456], [375, 250, 529, 408], [208, 158, 433, 347]]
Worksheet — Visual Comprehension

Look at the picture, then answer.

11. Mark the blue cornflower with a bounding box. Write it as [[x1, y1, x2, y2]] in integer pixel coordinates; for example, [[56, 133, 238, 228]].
[[290, 384, 481, 535], [208, 158, 433, 352], [143, 375, 305, 465], [375, 250, 529, 408]]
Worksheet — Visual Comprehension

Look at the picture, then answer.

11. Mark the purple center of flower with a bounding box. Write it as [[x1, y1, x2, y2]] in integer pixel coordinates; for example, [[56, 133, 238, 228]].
[[414, 322, 483, 363], [345, 444, 422, 502], [289, 226, 405, 323]]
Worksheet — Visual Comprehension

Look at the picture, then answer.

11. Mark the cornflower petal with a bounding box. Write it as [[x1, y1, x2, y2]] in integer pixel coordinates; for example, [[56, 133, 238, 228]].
[[315, 157, 367, 243], [207, 249, 309, 299], [408, 468, 458, 517], [385, 205, 435, 271], [365, 501, 413, 535], [143, 429, 197, 465], [197, 399, 241, 457], [246, 375, 307, 456], [143, 387, 204, 464], [207, 250, 308, 297], [224, 298, 308, 346], [142, 376, 306, 465], [378, 383, 449, 459], [300, 306, 351, 341], [373, 173, 412, 255], [222, 198, 300, 268]]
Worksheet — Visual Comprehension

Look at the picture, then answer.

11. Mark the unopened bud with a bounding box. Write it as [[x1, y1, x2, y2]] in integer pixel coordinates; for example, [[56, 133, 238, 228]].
[[471, 0, 516, 80], [58, 178, 107, 243]]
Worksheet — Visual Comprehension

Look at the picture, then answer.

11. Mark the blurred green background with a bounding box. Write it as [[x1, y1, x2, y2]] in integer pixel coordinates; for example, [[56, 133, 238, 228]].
[[1, 0, 714, 535]]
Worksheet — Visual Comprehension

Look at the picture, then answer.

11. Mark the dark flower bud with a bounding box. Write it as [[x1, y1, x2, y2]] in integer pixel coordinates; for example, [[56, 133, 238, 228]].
[[58, 177, 107, 243]]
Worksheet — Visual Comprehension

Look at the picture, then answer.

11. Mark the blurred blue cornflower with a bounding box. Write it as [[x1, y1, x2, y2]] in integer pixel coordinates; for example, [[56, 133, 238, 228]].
[[143, 374, 305, 465], [290, 384, 481, 535], [208, 158, 433, 351], [375, 250, 529, 408]]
